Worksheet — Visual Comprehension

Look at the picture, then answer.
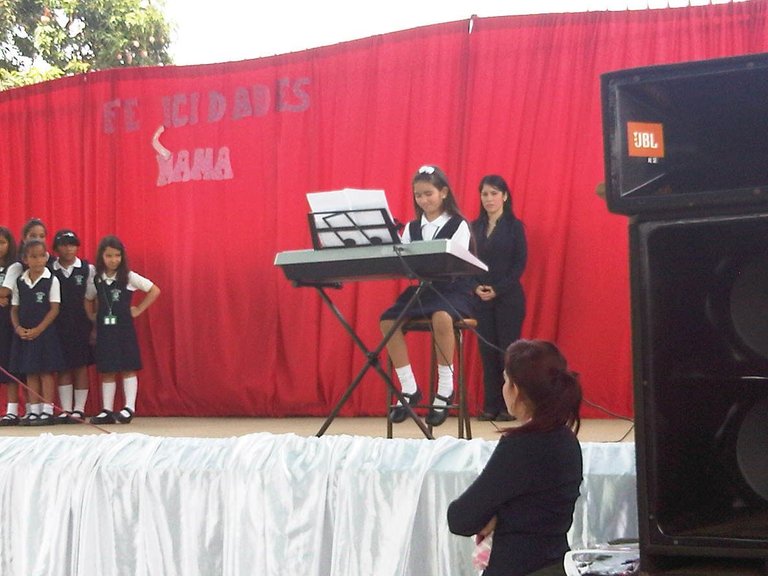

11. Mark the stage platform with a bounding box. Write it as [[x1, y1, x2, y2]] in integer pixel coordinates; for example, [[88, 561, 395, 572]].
[[0, 415, 635, 441], [0, 417, 638, 576]]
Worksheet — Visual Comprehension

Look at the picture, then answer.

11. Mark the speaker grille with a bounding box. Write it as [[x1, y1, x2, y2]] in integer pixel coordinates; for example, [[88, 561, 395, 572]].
[[730, 259, 768, 361], [737, 394, 768, 503]]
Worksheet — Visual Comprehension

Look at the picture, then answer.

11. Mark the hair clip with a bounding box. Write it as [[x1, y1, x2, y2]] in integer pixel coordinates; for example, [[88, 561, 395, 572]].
[[418, 165, 435, 174], [57, 232, 76, 239]]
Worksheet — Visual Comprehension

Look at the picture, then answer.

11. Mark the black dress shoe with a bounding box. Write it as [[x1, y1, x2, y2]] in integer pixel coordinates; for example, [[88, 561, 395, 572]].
[[389, 390, 422, 423], [477, 411, 498, 422], [496, 411, 515, 422], [68, 410, 86, 423], [90, 410, 116, 425], [0, 413, 20, 427], [114, 407, 135, 424], [426, 393, 453, 427], [19, 413, 39, 427], [33, 412, 56, 426]]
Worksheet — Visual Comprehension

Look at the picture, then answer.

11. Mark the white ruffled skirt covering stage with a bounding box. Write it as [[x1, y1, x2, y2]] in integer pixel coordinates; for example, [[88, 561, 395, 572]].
[[0, 433, 636, 575]]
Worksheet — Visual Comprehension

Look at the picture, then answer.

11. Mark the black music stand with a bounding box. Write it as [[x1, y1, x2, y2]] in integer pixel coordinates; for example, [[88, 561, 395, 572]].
[[308, 208, 400, 249], [301, 209, 435, 438]]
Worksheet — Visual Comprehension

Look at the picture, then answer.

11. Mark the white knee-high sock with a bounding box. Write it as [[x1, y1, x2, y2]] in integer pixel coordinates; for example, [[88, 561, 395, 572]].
[[435, 364, 454, 406], [58, 384, 74, 412], [122, 376, 138, 412], [102, 381, 116, 411], [73, 389, 89, 413], [395, 365, 418, 396]]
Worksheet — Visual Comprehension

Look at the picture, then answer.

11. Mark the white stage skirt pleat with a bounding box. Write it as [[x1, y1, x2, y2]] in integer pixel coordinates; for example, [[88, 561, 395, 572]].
[[0, 433, 637, 576]]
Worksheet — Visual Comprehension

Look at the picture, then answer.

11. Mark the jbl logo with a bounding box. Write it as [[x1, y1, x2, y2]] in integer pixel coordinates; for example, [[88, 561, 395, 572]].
[[627, 122, 665, 158]]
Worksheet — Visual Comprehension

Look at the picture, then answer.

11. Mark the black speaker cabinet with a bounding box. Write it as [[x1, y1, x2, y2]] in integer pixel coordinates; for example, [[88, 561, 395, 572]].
[[631, 212, 768, 574], [602, 53, 768, 216]]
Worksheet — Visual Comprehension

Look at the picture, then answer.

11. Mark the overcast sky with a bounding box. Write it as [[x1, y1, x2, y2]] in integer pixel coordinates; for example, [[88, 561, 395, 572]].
[[163, 0, 737, 66]]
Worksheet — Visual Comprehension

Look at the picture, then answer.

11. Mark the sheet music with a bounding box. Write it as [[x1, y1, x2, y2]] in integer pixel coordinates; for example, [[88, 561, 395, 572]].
[[307, 188, 392, 217]]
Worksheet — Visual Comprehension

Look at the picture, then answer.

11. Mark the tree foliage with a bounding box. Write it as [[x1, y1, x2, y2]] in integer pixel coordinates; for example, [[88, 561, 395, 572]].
[[0, 0, 173, 90]]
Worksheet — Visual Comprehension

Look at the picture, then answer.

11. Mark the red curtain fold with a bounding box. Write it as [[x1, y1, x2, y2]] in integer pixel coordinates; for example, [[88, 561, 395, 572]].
[[1, 3, 766, 418]]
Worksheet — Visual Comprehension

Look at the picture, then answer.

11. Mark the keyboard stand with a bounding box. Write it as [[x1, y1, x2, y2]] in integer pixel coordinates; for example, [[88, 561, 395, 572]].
[[275, 240, 488, 439], [299, 279, 435, 439]]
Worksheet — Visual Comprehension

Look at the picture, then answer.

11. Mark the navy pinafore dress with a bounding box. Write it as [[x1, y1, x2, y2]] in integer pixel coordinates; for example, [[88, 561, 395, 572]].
[[0, 265, 15, 383], [54, 260, 94, 369], [9, 274, 66, 374], [380, 215, 475, 321], [94, 275, 142, 373]]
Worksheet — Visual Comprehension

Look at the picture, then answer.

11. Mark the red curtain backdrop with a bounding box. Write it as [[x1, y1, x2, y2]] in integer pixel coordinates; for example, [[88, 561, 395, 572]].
[[1, 2, 766, 418]]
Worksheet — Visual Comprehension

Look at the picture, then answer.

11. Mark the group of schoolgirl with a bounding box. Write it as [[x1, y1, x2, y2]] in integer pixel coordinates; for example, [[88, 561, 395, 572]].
[[0, 218, 160, 427]]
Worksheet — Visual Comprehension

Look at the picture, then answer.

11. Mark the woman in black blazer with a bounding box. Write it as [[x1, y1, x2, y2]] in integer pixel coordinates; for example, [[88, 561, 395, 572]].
[[471, 175, 527, 421], [448, 339, 583, 576]]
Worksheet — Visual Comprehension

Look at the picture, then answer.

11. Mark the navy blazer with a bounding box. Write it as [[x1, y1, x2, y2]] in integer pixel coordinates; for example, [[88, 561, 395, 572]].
[[472, 214, 527, 297]]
